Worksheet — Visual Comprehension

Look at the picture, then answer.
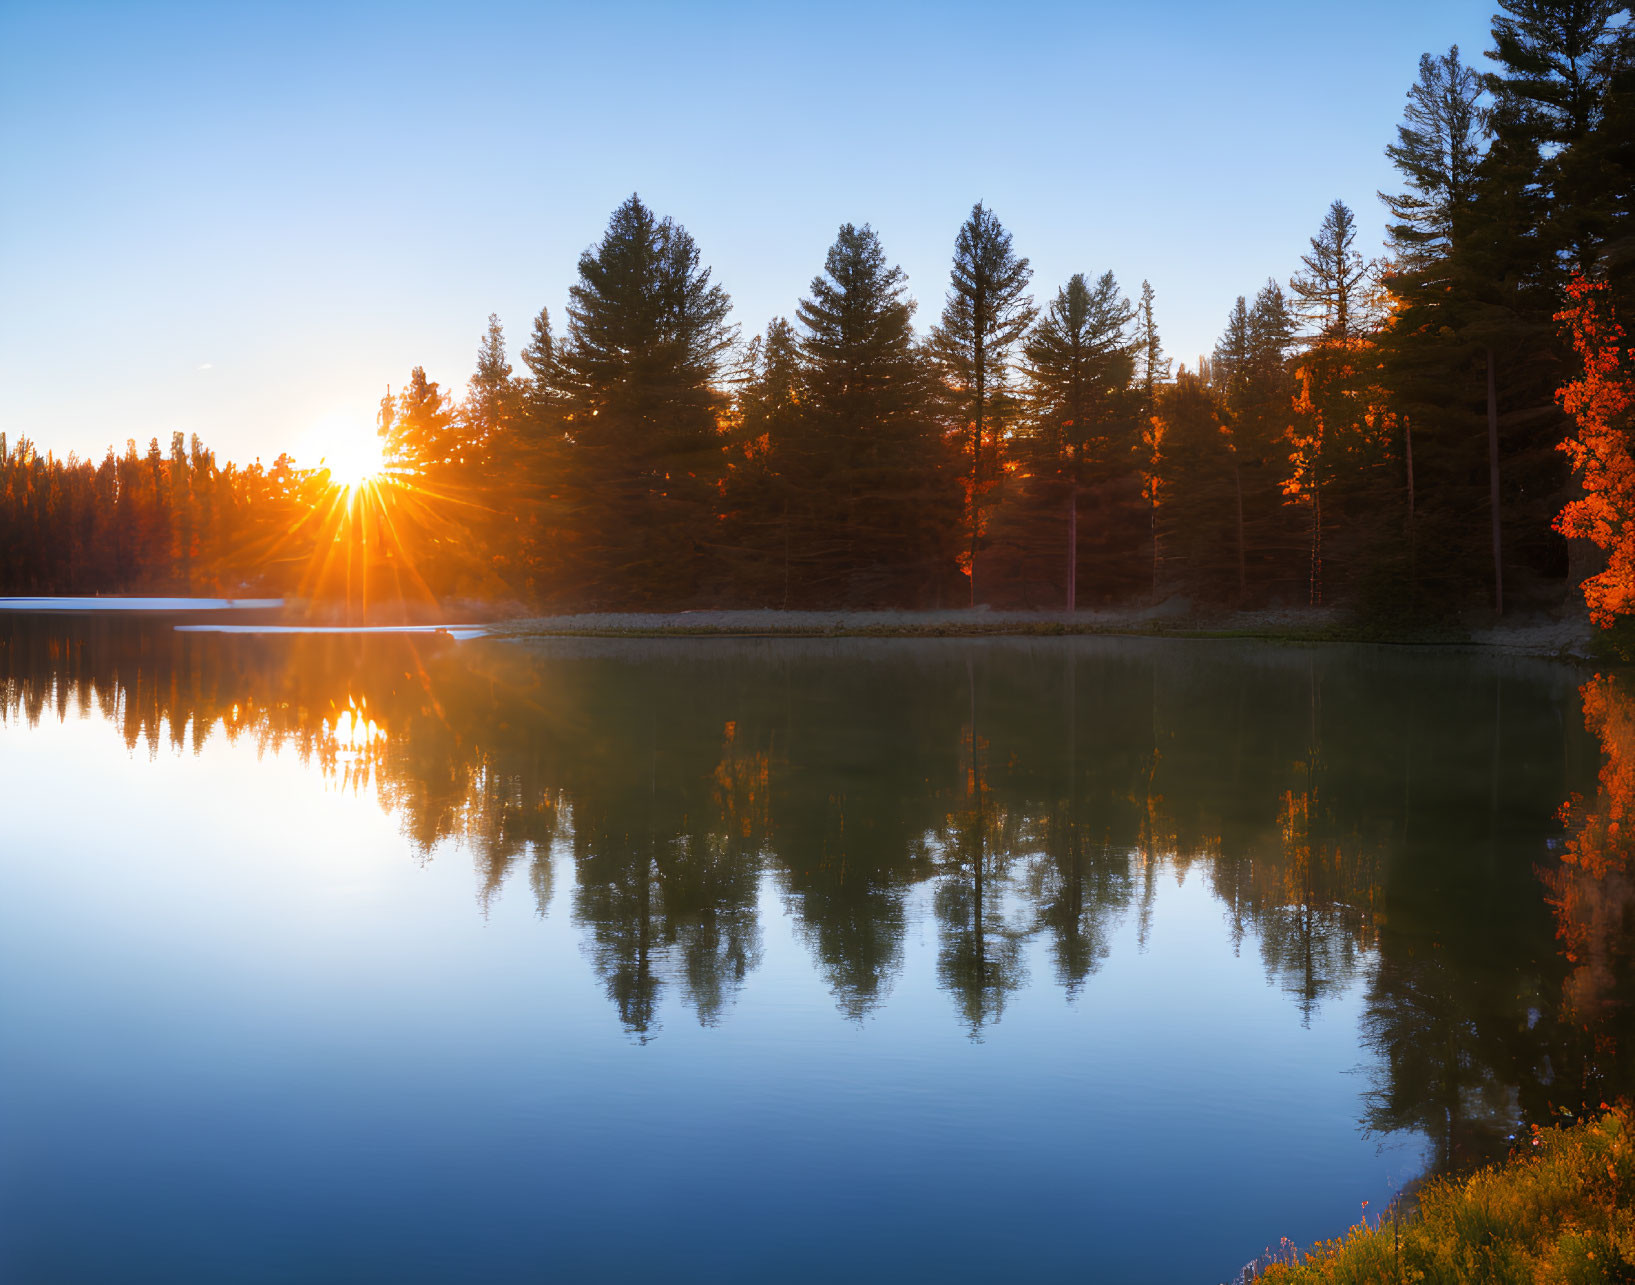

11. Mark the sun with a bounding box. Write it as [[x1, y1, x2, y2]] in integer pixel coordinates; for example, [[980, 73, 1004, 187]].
[[313, 415, 387, 489]]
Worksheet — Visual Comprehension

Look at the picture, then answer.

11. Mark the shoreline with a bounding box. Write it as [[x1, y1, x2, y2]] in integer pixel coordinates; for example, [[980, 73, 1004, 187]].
[[0, 599, 1601, 658], [483, 606, 1597, 659]]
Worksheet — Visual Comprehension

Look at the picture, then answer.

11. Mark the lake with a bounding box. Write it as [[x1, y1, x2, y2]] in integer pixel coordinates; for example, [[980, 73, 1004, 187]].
[[1, 617, 1627, 1283]]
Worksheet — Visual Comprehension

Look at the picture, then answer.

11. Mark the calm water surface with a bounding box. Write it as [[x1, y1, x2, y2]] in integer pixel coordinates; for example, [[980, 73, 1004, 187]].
[[1, 619, 1628, 1283]]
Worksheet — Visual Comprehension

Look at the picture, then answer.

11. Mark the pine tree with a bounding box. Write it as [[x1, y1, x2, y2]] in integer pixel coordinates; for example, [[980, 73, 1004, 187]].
[[555, 194, 735, 606], [1243, 281, 1303, 598], [1287, 203, 1393, 607], [1211, 296, 1259, 602], [465, 313, 517, 450], [519, 305, 558, 422], [1133, 280, 1171, 423], [1213, 296, 1254, 406], [1022, 272, 1137, 467], [1149, 372, 1240, 601], [389, 367, 458, 476], [930, 202, 1035, 604], [720, 317, 804, 603], [1381, 46, 1488, 272], [791, 223, 960, 605], [1579, 25, 1635, 309], [1435, 0, 1628, 613], [1011, 271, 1138, 607], [1377, 45, 1493, 614], [1290, 200, 1375, 340]]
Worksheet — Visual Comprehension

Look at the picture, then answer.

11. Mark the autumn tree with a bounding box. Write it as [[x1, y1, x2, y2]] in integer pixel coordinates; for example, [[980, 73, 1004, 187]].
[[1554, 277, 1635, 627]]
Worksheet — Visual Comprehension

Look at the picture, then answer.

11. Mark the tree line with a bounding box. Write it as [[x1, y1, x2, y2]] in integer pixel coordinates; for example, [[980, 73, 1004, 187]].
[[3, 0, 1631, 619]]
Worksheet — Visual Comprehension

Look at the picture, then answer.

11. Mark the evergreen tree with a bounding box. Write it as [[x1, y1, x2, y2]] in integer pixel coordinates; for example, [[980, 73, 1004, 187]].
[[1488, 0, 1627, 272], [1002, 271, 1139, 607], [1290, 199, 1375, 340], [1243, 281, 1304, 598], [1427, 0, 1628, 613], [721, 317, 804, 603], [791, 223, 960, 605], [1209, 285, 1303, 604], [1288, 204, 1396, 607], [1377, 46, 1494, 614], [1150, 371, 1241, 601], [1213, 295, 1254, 406], [1381, 46, 1489, 271], [1133, 279, 1171, 423], [464, 313, 518, 449], [519, 305, 558, 423], [555, 194, 735, 606], [389, 366, 459, 476], [930, 202, 1036, 603], [1022, 272, 1137, 468]]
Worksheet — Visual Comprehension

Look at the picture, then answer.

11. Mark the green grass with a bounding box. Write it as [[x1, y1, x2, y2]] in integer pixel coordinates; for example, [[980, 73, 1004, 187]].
[[1258, 1105, 1635, 1284]]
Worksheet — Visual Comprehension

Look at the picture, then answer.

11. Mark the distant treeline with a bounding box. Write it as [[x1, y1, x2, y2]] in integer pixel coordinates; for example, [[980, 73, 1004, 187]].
[[3, 1, 1631, 616]]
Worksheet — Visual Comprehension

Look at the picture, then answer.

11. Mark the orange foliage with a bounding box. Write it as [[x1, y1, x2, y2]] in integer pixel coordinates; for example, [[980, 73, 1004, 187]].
[[1550, 674, 1635, 1028], [1554, 277, 1635, 627]]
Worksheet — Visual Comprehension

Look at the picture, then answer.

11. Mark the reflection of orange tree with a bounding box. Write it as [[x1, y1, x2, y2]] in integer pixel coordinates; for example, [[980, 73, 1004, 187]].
[[1548, 674, 1635, 1075]]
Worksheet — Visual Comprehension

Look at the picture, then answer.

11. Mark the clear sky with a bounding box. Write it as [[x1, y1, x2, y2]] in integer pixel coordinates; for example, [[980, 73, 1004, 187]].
[[1, 0, 1496, 469]]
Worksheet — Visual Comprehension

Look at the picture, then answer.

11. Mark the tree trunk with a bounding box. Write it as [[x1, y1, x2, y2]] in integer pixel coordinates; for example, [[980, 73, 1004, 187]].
[[970, 368, 984, 608], [1404, 415, 1415, 526], [1310, 474, 1323, 607], [1066, 484, 1077, 613], [1405, 414, 1417, 606], [1233, 459, 1246, 604], [1150, 493, 1159, 602], [1486, 347, 1503, 616]]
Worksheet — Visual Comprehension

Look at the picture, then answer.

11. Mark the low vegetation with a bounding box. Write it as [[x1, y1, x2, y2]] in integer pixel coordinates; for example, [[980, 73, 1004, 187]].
[[1256, 1105, 1635, 1284]]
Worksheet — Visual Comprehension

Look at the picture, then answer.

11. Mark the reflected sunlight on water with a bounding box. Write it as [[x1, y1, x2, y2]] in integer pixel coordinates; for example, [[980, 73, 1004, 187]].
[[0, 617, 1626, 1284]]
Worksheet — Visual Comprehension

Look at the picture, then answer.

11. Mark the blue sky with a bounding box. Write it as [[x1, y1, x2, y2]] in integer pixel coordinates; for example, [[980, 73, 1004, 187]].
[[1, 0, 1495, 467]]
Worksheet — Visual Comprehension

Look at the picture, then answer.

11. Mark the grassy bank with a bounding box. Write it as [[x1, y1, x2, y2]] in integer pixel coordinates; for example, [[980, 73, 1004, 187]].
[[1251, 1105, 1634, 1284]]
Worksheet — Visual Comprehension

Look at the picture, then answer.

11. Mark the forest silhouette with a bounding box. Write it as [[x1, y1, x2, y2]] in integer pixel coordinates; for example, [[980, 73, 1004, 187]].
[[4, 614, 1629, 1180], [3, 3, 1633, 622]]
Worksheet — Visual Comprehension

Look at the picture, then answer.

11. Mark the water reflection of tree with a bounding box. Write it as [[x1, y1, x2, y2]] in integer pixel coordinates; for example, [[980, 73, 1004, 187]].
[[1544, 674, 1635, 1112], [3, 616, 1606, 1149], [932, 661, 1028, 1035], [1353, 667, 1599, 1174]]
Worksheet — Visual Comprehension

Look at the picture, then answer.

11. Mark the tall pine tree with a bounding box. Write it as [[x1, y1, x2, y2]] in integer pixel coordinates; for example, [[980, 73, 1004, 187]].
[[930, 203, 1035, 604], [554, 194, 734, 606], [791, 223, 960, 605]]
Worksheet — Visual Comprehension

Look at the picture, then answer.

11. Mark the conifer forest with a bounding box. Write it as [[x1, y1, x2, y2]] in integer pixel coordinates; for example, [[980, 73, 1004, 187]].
[[4, 2, 1632, 629]]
